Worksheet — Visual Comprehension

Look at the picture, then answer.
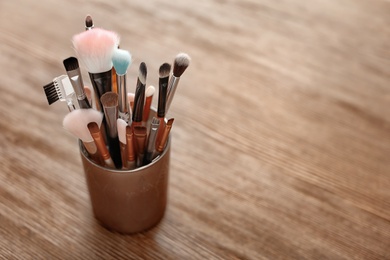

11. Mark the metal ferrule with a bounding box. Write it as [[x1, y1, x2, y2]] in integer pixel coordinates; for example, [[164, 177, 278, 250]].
[[166, 76, 180, 112]]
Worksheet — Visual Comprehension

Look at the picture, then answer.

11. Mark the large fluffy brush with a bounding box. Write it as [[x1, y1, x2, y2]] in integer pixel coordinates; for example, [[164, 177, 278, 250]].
[[132, 62, 147, 125], [166, 53, 190, 112], [72, 28, 119, 111], [62, 108, 103, 163], [112, 48, 132, 124]]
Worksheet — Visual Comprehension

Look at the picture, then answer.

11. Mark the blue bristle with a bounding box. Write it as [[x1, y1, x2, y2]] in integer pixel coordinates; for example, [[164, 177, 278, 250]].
[[112, 49, 132, 75]]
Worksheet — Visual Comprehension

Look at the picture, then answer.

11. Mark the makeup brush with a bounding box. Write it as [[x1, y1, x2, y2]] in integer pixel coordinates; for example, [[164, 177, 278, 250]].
[[144, 117, 160, 165], [43, 75, 76, 112], [154, 118, 174, 159], [100, 91, 122, 168], [88, 122, 115, 169], [133, 126, 147, 167], [166, 53, 191, 112], [143, 85, 155, 123], [117, 118, 128, 169], [62, 108, 103, 164], [85, 14, 94, 30], [112, 48, 132, 124], [72, 28, 119, 112], [132, 62, 147, 126], [125, 125, 136, 170], [157, 63, 171, 142], [63, 57, 91, 109]]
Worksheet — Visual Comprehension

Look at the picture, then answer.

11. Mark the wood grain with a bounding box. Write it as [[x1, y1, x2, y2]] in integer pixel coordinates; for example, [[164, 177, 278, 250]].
[[1, 0, 389, 259]]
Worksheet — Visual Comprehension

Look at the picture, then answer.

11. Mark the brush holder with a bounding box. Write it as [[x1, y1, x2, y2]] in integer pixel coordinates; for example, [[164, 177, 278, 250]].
[[79, 124, 170, 234]]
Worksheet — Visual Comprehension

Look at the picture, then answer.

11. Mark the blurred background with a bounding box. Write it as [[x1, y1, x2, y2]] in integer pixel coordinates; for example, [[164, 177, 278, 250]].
[[0, 0, 389, 258]]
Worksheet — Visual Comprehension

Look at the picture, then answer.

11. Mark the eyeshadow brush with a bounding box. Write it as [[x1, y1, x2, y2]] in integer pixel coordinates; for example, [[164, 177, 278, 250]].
[[132, 62, 147, 127]]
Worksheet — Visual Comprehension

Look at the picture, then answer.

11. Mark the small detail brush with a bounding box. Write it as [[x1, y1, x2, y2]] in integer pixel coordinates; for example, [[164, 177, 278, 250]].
[[72, 28, 120, 112], [100, 91, 122, 168], [166, 53, 190, 112], [112, 48, 132, 124], [126, 125, 136, 170], [63, 57, 91, 109], [88, 122, 115, 168], [85, 14, 94, 30], [117, 118, 128, 169], [144, 117, 160, 165], [133, 126, 147, 167], [132, 62, 147, 126], [62, 108, 104, 165], [143, 85, 155, 123], [43, 75, 76, 111]]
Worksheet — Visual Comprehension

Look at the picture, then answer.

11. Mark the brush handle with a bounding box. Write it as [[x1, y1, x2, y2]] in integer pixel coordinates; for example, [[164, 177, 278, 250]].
[[108, 135, 122, 169], [89, 70, 112, 112], [166, 76, 180, 113]]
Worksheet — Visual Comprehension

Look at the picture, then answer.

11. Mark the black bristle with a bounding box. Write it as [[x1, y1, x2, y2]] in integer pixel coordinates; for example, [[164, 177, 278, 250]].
[[138, 62, 147, 84], [43, 82, 59, 105], [63, 57, 79, 72], [85, 15, 93, 28], [159, 63, 171, 78]]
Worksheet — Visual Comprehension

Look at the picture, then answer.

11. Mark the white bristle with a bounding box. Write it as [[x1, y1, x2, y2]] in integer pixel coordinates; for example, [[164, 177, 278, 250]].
[[117, 118, 127, 144], [62, 109, 103, 142], [72, 28, 120, 73], [146, 85, 155, 97], [127, 93, 135, 102], [175, 53, 191, 67]]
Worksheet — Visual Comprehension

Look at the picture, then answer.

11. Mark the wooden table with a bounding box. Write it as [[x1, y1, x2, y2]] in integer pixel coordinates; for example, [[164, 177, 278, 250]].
[[1, 0, 389, 258]]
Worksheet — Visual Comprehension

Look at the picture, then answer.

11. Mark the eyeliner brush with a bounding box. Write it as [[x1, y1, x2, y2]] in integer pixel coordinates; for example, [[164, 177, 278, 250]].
[[132, 62, 147, 127], [166, 53, 190, 113], [63, 57, 91, 109]]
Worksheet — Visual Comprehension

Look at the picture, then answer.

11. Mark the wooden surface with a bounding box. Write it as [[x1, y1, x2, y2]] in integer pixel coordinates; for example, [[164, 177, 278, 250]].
[[1, 0, 389, 259]]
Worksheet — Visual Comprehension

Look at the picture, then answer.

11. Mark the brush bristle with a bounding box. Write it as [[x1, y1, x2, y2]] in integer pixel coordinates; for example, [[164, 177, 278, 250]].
[[43, 82, 59, 105], [112, 48, 132, 75], [173, 53, 190, 77], [63, 56, 79, 71], [62, 109, 103, 142], [117, 118, 127, 144], [146, 85, 155, 97], [159, 63, 171, 78], [138, 62, 147, 85], [72, 28, 119, 73], [127, 93, 135, 102], [85, 15, 93, 28], [100, 92, 118, 107]]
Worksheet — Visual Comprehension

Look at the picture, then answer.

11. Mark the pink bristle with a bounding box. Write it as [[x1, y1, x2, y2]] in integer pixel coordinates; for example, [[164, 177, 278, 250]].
[[62, 109, 103, 142], [72, 28, 120, 73]]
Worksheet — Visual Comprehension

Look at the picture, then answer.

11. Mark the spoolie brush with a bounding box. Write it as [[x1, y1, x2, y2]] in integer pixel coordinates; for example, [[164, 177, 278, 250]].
[[112, 48, 132, 124], [166, 53, 190, 112], [72, 28, 119, 112], [132, 62, 147, 126], [43, 75, 76, 112]]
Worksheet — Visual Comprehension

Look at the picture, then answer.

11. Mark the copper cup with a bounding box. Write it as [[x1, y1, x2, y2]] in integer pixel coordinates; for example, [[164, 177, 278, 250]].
[[79, 136, 170, 234]]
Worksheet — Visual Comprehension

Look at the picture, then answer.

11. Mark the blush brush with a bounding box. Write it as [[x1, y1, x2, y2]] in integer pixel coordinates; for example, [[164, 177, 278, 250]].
[[72, 28, 119, 112]]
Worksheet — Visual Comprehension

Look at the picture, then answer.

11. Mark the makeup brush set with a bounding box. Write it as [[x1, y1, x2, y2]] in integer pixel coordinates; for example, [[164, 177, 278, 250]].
[[43, 15, 190, 170]]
